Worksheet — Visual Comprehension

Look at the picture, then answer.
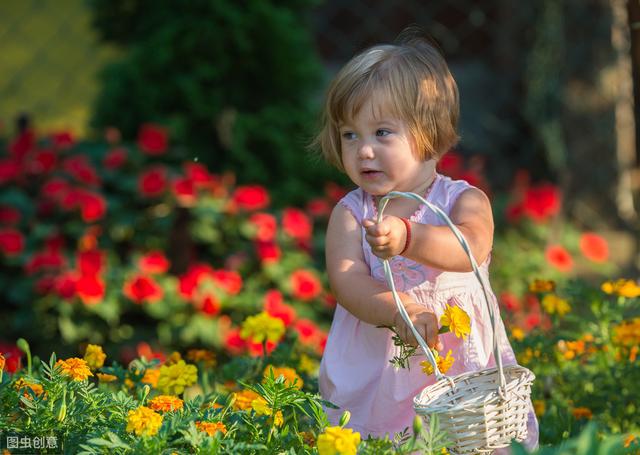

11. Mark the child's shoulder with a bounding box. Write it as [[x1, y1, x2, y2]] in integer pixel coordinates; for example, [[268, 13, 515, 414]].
[[432, 173, 483, 209]]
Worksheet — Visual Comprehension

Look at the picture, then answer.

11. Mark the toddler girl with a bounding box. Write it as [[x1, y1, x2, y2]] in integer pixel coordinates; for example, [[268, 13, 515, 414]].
[[315, 33, 538, 451]]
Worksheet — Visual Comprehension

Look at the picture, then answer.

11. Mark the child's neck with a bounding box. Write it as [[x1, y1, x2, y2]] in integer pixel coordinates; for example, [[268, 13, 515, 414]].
[[372, 171, 438, 220]]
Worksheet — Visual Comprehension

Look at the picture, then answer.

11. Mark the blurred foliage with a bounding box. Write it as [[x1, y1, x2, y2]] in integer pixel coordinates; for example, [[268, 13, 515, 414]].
[[88, 0, 342, 205]]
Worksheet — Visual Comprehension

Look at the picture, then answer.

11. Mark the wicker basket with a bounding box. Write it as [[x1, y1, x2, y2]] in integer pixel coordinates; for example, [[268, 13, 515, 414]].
[[377, 191, 535, 454]]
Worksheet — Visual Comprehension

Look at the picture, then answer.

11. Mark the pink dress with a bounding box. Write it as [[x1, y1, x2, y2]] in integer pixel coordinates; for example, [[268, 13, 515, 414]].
[[319, 174, 538, 449]]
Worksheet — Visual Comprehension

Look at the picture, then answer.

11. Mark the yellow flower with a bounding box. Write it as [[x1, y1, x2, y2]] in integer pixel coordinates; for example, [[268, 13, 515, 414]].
[[196, 421, 227, 436], [186, 349, 216, 367], [165, 351, 183, 365], [529, 279, 556, 293], [251, 396, 271, 415], [601, 279, 640, 298], [624, 433, 636, 448], [126, 406, 163, 437], [14, 378, 45, 399], [541, 294, 571, 317], [317, 426, 361, 455], [273, 410, 284, 427], [511, 327, 525, 341], [571, 407, 592, 420], [240, 311, 285, 344], [83, 344, 106, 370], [148, 395, 184, 412], [440, 305, 471, 339], [232, 389, 260, 410], [420, 350, 455, 376], [141, 368, 160, 388], [298, 353, 319, 375], [0, 353, 5, 371], [55, 358, 93, 381], [97, 373, 118, 383], [263, 365, 304, 389], [533, 400, 546, 417], [157, 360, 197, 395], [612, 318, 640, 347]]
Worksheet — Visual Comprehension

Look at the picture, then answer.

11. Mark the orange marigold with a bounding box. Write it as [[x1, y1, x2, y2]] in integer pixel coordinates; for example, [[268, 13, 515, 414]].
[[196, 421, 227, 436], [149, 395, 184, 412], [55, 358, 93, 381], [141, 368, 160, 388], [263, 365, 304, 389], [571, 407, 593, 420], [232, 389, 260, 410]]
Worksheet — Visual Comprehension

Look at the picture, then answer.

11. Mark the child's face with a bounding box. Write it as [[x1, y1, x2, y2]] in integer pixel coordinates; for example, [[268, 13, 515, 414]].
[[339, 98, 432, 196]]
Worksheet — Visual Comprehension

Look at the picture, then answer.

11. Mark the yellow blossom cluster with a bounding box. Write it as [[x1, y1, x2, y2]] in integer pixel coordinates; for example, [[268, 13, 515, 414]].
[[195, 421, 227, 436], [541, 294, 571, 317], [440, 304, 471, 339], [601, 279, 640, 298], [148, 395, 184, 412], [126, 406, 163, 437], [612, 318, 640, 347], [55, 358, 93, 381], [142, 368, 161, 388], [510, 327, 526, 342], [529, 279, 556, 293], [263, 365, 304, 389], [420, 349, 455, 376], [250, 396, 284, 426], [240, 311, 286, 344], [298, 353, 320, 375], [557, 335, 597, 361], [317, 426, 361, 455], [83, 344, 106, 370], [232, 389, 260, 411], [518, 347, 541, 366], [157, 360, 197, 395]]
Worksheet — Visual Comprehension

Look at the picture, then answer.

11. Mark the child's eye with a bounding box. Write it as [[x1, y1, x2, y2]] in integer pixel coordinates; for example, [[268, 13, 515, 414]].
[[341, 131, 357, 140], [376, 129, 391, 137]]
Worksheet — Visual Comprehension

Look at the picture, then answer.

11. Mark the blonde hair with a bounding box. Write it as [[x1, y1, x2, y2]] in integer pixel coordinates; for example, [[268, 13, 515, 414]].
[[314, 36, 459, 171]]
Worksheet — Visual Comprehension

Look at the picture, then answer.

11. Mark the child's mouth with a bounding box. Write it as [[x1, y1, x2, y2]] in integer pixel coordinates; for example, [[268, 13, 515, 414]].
[[361, 170, 383, 180]]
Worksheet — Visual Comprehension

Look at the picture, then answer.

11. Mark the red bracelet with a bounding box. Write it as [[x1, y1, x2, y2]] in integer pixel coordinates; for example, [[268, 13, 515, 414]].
[[399, 217, 411, 255]]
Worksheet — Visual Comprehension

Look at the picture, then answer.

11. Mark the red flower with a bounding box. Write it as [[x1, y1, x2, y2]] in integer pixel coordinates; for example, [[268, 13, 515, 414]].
[[78, 249, 104, 276], [51, 131, 75, 149], [139, 251, 170, 274], [212, 269, 242, 295], [139, 167, 167, 197], [0, 159, 21, 185], [524, 312, 541, 330], [25, 250, 66, 274], [306, 198, 331, 218], [77, 190, 107, 222], [199, 293, 221, 316], [42, 177, 70, 200], [137, 123, 168, 155], [499, 292, 520, 312], [28, 149, 57, 175], [293, 319, 319, 344], [290, 269, 322, 301], [282, 208, 312, 241], [0, 229, 24, 256], [178, 264, 215, 300], [263, 290, 296, 326], [76, 274, 106, 305], [579, 233, 609, 263], [545, 245, 573, 272], [0, 206, 20, 224], [437, 151, 463, 178], [172, 177, 196, 206], [184, 162, 215, 188], [136, 342, 166, 363], [505, 203, 524, 224], [9, 129, 35, 159], [523, 184, 561, 222], [123, 274, 163, 304], [62, 155, 100, 186], [55, 272, 77, 299], [224, 328, 246, 355], [249, 213, 277, 242], [324, 182, 348, 203], [232, 185, 270, 211], [0, 345, 22, 373], [247, 339, 277, 357], [104, 147, 127, 169], [255, 241, 281, 263]]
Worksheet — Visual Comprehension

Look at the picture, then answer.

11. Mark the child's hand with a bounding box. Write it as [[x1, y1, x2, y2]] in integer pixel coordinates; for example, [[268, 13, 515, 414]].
[[362, 216, 408, 259], [393, 300, 443, 350]]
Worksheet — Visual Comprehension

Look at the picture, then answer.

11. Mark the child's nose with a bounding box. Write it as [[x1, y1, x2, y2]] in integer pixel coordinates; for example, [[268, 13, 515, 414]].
[[357, 142, 375, 160]]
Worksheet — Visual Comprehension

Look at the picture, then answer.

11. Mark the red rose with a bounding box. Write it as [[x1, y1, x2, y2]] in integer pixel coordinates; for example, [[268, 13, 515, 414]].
[[0, 206, 20, 224], [55, 272, 77, 299], [290, 269, 322, 301], [545, 245, 573, 272], [282, 208, 312, 241], [184, 162, 214, 188], [51, 131, 75, 149], [579, 233, 609, 263], [172, 177, 196, 206], [77, 190, 107, 222], [437, 151, 463, 178], [76, 274, 105, 305], [123, 274, 163, 304], [28, 149, 57, 175], [232, 185, 270, 211], [0, 159, 21, 185], [139, 167, 167, 197], [62, 155, 100, 186], [139, 251, 170, 274], [41, 177, 70, 200], [212, 269, 242, 295], [104, 147, 127, 169], [0, 229, 24, 256], [249, 213, 277, 242], [523, 184, 561, 222], [137, 123, 168, 155], [199, 293, 221, 316], [255, 241, 281, 263], [25, 250, 66, 274], [78, 249, 104, 276]]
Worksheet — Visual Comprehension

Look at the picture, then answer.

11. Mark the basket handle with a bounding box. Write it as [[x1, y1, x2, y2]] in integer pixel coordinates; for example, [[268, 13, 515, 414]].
[[377, 191, 506, 390]]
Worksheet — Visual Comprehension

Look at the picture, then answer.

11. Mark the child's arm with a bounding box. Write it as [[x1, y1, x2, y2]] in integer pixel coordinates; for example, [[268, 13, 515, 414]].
[[362, 188, 493, 272], [326, 203, 440, 348]]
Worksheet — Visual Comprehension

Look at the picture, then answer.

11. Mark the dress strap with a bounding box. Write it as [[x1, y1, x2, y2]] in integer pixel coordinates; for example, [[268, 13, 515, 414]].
[[337, 188, 365, 224]]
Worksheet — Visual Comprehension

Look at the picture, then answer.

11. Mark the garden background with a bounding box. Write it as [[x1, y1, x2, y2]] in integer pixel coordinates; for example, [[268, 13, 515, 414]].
[[0, 0, 639, 453]]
